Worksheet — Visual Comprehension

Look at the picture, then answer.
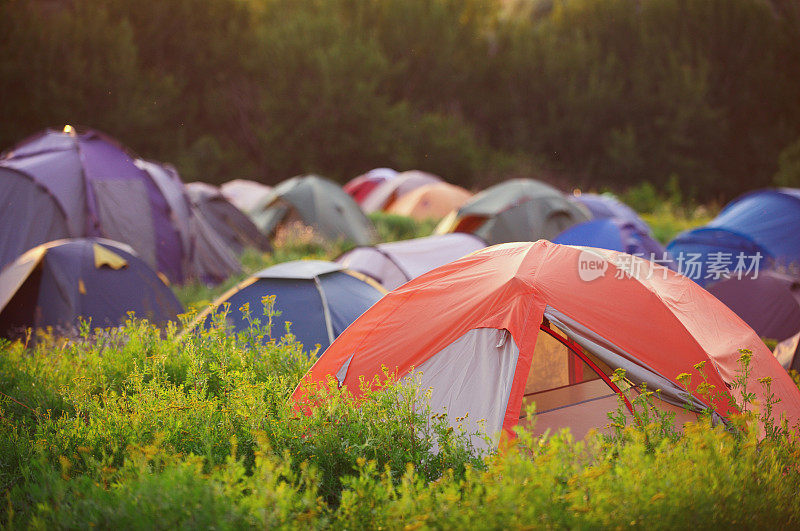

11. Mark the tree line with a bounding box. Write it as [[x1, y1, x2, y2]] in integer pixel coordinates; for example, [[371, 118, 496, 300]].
[[1, 0, 798, 200]]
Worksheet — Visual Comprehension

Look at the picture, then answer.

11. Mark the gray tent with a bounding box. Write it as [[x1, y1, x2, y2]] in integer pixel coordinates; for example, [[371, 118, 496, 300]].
[[435, 178, 590, 245], [186, 182, 272, 254], [252, 175, 375, 246], [336, 233, 485, 290], [0, 166, 70, 271], [220, 179, 273, 216], [774, 331, 800, 373]]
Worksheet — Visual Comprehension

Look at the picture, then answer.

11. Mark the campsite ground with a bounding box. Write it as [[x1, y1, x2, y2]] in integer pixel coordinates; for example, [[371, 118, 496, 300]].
[[4, 203, 800, 528]]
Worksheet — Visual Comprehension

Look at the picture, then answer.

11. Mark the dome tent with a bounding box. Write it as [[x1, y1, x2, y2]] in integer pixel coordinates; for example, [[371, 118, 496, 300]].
[[186, 181, 272, 254], [294, 241, 800, 448], [344, 168, 398, 205], [251, 175, 376, 246], [361, 170, 442, 213], [136, 159, 241, 285], [570, 192, 651, 235], [195, 260, 385, 353], [710, 189, 800, 265], [336, 233, 485, 291], [665, 227, 769, 287], [219, 179, 273, 216], [0, 127, 240, 284], [436, 179, 590, 245], [386, 182, 473, 222], [774, 331, 800, 373], [0, 165, 70, 271], [706, 270, 800, 342], [553, 219, 669, 263], [667, 189, 800, 287], [0, 238, 183, 337]]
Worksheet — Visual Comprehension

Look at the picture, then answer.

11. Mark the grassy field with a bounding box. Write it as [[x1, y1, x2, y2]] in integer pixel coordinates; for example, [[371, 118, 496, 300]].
[[3, 207, 800, 528]]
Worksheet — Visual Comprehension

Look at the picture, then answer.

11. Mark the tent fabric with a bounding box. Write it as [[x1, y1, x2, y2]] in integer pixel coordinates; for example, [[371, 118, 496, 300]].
[[0, 128, 240, 284], [0, 166, 70, 271], [336, 233, 486, 290], [134, 159, 241, 285], [0, 238, 183, 337], [710, 189, 800, 267], [435, 179, 591, 245], [219, 179, 273, 215], [186, 181, 272, 254], [409, 328, 520, 450], [196, 260, 385, 353], [361, 170, 443, 213], [344, 168, 398, 205], [136, 160, 194, 255], [251, 175, 375, 246], [257, 260, 343, 280], [706, 270, 800, 342], [667, 188, 800, 287], [666, 228, 773, 287], [293, 240, 800, 445], [774, 332, 800, 373], [386, 182, 473, 221], [570, 193, 651, 234], [553, 219, 669, 263]]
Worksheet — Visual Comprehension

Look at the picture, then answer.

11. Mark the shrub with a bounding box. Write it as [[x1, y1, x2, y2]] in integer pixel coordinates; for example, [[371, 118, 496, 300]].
[[2, 310, 799, 527]]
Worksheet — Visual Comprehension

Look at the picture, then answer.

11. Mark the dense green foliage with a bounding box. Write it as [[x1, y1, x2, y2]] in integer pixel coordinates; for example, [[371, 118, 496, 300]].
[[1, 313, 799, 528], [1, 0, 798, 200]]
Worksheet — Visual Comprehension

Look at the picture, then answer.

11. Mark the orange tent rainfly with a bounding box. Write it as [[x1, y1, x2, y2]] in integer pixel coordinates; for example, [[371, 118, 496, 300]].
[[293, 241, 800, 449]]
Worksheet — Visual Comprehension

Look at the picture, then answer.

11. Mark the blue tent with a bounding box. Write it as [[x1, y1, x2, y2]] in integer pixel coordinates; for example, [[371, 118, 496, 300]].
[[0, 238, 183, 337], [553, 219, 669, 263], [200, 260, 385, 353], [710, 189, 800, 264], [667, 189, 800, 286], [570, 193, 651, 234]]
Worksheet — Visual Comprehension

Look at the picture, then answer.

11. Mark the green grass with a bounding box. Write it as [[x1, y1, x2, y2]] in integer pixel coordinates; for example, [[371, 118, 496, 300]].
[[642, 204, 715, 245]]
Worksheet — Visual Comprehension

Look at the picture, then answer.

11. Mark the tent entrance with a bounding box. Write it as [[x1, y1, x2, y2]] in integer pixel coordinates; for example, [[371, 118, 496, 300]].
[[520, 321, 634, 438], [522, 319, 699, 438]]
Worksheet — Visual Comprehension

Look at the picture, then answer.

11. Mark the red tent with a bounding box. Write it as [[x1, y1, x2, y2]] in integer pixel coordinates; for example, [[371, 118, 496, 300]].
[[293, 241, 800, 446], [343, 168, 398, 205]]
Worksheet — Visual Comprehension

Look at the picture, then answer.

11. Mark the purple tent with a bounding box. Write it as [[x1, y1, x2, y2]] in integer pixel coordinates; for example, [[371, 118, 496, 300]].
[[0, 128, 240, 284], [570, 193, 651, 234], [336, 233, 486, 290], [553, 219, 670, 265], [707, 270, 800, 341]]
